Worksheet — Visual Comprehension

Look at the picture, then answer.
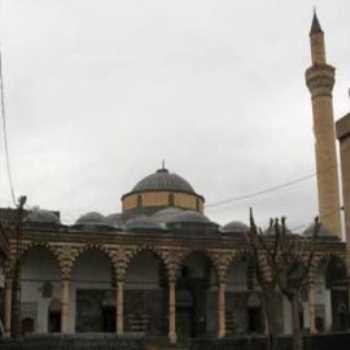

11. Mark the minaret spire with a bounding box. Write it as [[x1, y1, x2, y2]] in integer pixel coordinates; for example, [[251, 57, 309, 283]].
[[309, 11, 326, 64], [305, 12, 342, 238], [310, 9, 323, 35]]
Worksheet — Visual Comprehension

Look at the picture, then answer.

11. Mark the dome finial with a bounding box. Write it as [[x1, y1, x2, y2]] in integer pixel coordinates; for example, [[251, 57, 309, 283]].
[[156, 159, 168, 173]]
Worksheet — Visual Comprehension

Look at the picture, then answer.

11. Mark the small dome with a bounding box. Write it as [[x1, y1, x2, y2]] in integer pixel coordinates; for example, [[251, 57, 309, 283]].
[[105, 213, 123, 227], [303, 222, 337, 239], [168, 210, 211, 224], [125, 215, 164, 232], [152, 207, 184, 224], [25, 209, 60, 225], [222, 221, 249, 234], [131, 168, 195, 194], [166, 210, 219, 234], [75, 212, 105, 225]]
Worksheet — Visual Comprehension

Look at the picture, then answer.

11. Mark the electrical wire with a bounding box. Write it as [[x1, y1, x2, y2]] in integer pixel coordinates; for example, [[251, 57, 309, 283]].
[[206, 141, 350, 211], [0, 49, 16, 206], [206, 172, 316, 209]]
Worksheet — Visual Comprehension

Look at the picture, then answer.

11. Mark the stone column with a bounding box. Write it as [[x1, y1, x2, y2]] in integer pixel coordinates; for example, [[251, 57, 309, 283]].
[[168, 280, 177, 344], [308, 283, 317, 334], [116, 281, 124, 335], [4, 278, 13, 337], [61, 279, 71, 333], [218, 281, 226, 338]]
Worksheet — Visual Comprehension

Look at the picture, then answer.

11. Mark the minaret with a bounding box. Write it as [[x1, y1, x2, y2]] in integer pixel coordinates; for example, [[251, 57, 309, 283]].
[[305, 12, 342, 238]]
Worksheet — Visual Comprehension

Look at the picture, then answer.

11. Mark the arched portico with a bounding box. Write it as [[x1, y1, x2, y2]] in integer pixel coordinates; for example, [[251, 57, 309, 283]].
[[324, 255, 348, 331], [71, 248, 115, 333], [307, 254, 349, 334], [124, 249, 169, 337], [175, 251, 218, 342], [225, 256, 250, 335], [19, 246, 61, 335]]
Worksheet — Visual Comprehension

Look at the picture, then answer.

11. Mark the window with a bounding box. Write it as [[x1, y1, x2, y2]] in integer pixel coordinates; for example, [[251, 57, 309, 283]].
[[137, 195, 143, 208], [169, 193, 175, 206]]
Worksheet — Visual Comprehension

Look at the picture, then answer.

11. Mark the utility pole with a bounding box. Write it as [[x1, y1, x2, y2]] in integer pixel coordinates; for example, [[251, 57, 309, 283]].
[[11, 195, 27, 338]]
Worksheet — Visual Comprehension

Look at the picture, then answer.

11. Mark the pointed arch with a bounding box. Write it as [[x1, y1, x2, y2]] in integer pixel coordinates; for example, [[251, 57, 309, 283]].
[[177, 249, 219, 280], [124, 245, 172, 279], [72, 243, 118, 279], [8, 241, 61, 277]]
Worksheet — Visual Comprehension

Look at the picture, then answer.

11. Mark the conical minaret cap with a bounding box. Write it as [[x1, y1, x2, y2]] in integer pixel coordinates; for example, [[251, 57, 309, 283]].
[[310, 11, 323, 35]]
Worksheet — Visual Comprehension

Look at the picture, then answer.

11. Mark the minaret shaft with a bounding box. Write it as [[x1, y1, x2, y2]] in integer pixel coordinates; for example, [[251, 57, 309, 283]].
[[305, 14, 341, 238], [311, 95, 341, 234], [310, 32, 326, 64]]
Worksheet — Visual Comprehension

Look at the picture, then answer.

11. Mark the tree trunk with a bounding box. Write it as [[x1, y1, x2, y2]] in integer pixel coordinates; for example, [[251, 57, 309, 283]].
[[290, 295, 303, 350], [261, 296, 272, 350], [261, 292, 278, 350]]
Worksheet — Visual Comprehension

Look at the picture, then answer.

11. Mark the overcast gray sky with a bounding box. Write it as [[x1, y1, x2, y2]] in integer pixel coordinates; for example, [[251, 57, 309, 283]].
[[0, 0, 349, 230]]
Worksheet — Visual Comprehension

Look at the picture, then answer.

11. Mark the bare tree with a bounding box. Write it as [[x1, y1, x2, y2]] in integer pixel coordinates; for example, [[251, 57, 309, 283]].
[[245, 217, 276, 350], [246, 209, 318, 350]]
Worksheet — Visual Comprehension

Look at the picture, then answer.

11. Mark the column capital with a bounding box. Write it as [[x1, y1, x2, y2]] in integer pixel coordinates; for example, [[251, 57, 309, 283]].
[[116, 280, 125, 287], [218, 277, 227, 286], [168, 274, 177, 285]]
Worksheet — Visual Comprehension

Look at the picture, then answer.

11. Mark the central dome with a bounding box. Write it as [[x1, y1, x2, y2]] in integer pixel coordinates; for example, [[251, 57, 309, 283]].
[[132, 168, 195, 194], [121, 167, 205, 219]]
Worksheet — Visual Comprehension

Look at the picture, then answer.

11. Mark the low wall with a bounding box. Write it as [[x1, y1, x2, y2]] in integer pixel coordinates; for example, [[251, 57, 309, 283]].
[[1, 333, 350, 350], [190, 333, 350, 350], [0, 334, 145, 350]]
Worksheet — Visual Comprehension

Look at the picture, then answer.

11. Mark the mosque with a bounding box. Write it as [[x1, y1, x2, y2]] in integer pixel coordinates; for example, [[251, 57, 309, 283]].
[[0, 13, 350, 346]]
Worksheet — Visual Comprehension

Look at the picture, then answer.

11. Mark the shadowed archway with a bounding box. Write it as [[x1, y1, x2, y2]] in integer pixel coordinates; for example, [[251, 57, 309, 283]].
[[20, 246, 61, 334], [124, 249, 169, 336], [176, 251, 218, 340], [71, 248, 115, 333], [325, 256, 349, 331]]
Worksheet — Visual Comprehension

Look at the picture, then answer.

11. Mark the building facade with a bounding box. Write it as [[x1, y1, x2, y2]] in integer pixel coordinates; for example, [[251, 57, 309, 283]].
[[0, 13, 349, 345]]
